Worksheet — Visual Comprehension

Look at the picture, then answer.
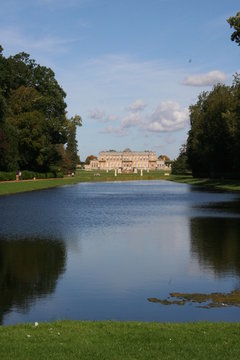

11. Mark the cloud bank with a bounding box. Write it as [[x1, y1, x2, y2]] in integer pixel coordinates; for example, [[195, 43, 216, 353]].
[[89, 108, 118, 122], [101, 100, 189, 136], [144, 101, 189, 132], [127, 99, 147, 112], [183, 70, 226, 87]]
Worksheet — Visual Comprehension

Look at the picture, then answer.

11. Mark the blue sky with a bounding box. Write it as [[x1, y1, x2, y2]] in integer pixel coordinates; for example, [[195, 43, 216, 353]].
[[1, 0, 239, 160]]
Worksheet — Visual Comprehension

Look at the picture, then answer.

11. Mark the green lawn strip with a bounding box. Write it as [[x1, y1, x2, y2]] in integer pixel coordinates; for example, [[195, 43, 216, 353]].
[[0, 170, 170, 196], [169, 175, 240, 192], [0, 321, 240, 360], [2, 171, 240, 196], [0, 178, 79, 196]]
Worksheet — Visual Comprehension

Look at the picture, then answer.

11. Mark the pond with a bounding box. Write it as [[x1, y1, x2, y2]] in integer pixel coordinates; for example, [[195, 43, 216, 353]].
[[1, 180, 240, 325]]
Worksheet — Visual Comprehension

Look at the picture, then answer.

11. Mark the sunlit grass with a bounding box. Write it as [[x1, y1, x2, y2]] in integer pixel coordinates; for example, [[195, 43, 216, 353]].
[[1, 321, 240, 360], [169, 174, 240, 192], [0, 170, 170, 196], [1, 171, 240, 196]]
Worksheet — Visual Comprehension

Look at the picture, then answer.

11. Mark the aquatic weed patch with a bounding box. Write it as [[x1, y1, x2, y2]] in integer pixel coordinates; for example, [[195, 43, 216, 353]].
[[148, 290, 240, 308]]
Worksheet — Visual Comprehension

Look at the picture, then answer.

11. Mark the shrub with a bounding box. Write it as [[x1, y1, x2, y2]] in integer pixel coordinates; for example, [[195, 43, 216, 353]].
[[21, 171, 35, 180], [56, 172, 64, 178], [0, 172, 16, 181], [0, 170, 64, 181], [46, 172, 54, 179]]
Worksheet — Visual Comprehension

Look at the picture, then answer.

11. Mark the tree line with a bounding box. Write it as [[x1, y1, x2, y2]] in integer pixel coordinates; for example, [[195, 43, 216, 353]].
[[172, 11, 240, 178], [0, 46, 81, 174]]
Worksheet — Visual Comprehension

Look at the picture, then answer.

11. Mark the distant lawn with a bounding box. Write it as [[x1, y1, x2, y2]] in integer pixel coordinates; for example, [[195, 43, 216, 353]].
[[169, 174, 240, 192], [0, 320, 240, 360], [0, 170, 170, 196], [2, 171, 240, 196]]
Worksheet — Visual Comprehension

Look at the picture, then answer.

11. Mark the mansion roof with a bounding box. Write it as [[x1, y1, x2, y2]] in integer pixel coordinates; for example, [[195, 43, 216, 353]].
[[99, 150, 156, 155]]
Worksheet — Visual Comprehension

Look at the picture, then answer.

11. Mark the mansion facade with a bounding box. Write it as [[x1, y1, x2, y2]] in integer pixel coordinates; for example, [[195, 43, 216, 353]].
[[85, 149, 171, 172]]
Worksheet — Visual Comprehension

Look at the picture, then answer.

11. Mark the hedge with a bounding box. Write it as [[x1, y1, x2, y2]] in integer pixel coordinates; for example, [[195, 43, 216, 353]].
[[0, 171, 64, 181]]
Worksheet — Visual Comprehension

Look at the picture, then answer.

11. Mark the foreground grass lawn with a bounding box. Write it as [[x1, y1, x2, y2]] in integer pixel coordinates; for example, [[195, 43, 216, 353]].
[[0, 170, 170, 196], [0, 321, 240, 359]]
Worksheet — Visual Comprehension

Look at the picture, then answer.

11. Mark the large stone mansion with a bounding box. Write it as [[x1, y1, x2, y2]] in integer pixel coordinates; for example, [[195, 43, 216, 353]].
[[85, 149, 171, 172]]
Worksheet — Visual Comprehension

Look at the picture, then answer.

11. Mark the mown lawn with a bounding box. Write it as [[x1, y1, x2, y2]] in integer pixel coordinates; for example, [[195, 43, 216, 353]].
[[169, 174, 240, 192], [0, 321, 240, 360], [0, 170, 170, 196], [1, 171, 240, 196]]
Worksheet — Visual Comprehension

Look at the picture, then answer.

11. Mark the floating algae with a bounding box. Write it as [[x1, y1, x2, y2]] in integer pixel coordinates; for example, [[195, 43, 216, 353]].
[[147, 290, 240, 308], [147, 298, 186, 306]]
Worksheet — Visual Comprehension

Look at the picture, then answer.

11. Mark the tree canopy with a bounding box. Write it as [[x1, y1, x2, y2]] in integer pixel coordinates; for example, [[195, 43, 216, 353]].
[[186, 76, 240, 178], [172, 13, 240, 178], [85, 155, 98, 164], [171, 145, 191, 175], [227, 11, 240, 46], [158, 155, 170, 162], [0, 46, 81, 172]]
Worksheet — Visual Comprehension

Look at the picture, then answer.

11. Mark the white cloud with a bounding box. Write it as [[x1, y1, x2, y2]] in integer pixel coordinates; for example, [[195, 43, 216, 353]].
[[143, 101, 189, 132], [183, 70, 226, 87], [100, 125, 128, 137], [89, 108, 105, 120], [60, 53, 197, 119], [100, 113, 141, 136], [100, 101, 188, 136], [88, 108, 118, 122], [127, 99, 147, 112], [106, 114, 118, 121], [121, 113, 142, 128]]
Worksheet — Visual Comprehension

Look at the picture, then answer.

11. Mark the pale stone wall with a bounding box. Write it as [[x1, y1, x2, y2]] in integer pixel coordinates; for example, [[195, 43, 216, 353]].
[[84, 150, 172, 172], [89, 160, 99, 169], [85, 160, 99, 170], [156, 159, 171, 171], [84, 164, 91, 170], [98, 150, 157, 172]]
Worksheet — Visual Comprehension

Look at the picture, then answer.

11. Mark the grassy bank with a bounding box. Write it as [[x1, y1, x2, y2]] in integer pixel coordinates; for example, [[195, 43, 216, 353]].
[[1, 170, 240, 196], [0, 170, 170, 196], [0, 320, 240, 359], [169, 174, 240, 192]]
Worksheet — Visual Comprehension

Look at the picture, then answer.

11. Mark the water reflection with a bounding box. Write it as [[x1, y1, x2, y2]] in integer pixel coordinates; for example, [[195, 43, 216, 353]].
[[190, 217, 240, 277], [1, 181, 240, 323], [0, 237, 66, 324], [199, 200, 240, 215]]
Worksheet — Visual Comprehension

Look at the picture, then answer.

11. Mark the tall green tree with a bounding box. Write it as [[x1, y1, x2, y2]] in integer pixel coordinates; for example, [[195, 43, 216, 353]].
[[181, 14, 240, 179], [227, 11, 240, 46], [223, 74, 240, 173], [0, 46, 80, 172], [65, 115, 82, 171], [171, 144, 191, 175], [186, 82, 237, 178]]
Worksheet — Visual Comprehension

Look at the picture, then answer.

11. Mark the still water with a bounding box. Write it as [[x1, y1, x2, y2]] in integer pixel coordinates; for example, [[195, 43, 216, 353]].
[[1, 180, 240, 325]]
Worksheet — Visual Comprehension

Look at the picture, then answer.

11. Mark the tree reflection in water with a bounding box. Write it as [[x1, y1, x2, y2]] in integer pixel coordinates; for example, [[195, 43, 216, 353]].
[[190, 217, 240, 277], [0, 238, 66, 324]]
